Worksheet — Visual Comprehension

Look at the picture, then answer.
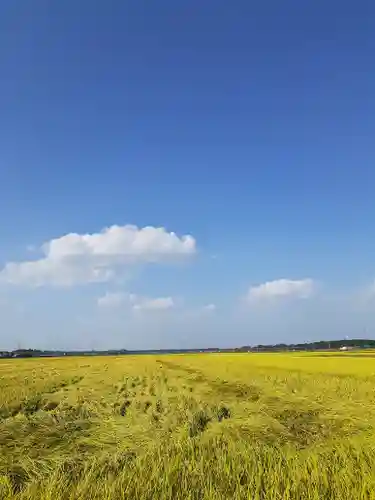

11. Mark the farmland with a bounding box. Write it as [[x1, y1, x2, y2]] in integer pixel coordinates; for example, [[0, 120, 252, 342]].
[[1, 353, 375, 499]]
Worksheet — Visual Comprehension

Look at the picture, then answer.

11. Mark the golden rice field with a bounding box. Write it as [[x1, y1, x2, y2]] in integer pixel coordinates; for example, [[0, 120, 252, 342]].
[[2, 351, 375, 499]]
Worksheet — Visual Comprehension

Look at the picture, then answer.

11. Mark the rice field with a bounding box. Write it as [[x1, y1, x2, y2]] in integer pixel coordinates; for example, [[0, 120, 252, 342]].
[[1, 352, 375, 499]]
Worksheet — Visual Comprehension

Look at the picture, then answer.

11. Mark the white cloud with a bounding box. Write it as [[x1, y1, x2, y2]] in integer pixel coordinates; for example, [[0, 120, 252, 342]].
[[0, 224, 196, 287], [97, 292, 126, 308], [202, 303, 216, 312], [247, 279, 315, 301], [131, 295, 175, 311], [97, 292, 175, 312]]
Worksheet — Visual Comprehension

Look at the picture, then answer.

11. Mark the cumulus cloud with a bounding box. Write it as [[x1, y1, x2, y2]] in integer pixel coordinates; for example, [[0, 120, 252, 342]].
[[0, 225, 196, 287], [130, 294, 175, 311], [202, 303, 216, 312], [97, 292, 175, 312], [97, 292, 127, 308], [247, 278, 315, 301]]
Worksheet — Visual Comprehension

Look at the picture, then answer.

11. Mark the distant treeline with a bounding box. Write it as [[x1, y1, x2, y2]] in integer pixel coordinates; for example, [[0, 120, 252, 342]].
[[235, 339, 375, 352], [1, 339, 375, 358], [0, 348, 130, 358]]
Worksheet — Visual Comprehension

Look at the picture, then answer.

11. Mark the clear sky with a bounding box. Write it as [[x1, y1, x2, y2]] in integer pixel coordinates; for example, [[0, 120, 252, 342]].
[[1, 1, 375, 350]]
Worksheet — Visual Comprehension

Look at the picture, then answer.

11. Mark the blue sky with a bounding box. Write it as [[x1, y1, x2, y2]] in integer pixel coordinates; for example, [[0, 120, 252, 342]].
[[1, 1, 375, 350]]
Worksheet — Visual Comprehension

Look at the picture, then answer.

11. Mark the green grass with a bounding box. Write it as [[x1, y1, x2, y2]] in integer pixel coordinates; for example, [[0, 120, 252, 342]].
[[1, 352, 375, 499]]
